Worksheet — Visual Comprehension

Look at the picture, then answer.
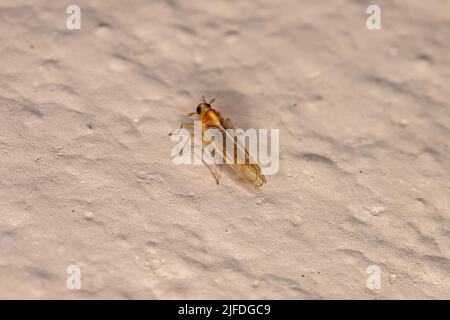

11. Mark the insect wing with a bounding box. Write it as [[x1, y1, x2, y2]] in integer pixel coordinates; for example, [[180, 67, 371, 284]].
[[204, 122, 266, 187]]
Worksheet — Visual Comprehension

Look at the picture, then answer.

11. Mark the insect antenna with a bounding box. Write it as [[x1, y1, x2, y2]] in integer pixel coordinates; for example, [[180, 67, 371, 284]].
[[208, 90, 222, 104]]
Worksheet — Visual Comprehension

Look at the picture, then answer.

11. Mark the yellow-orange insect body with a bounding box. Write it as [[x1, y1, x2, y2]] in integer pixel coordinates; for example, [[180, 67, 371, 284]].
[[178, 96, 266, 187]]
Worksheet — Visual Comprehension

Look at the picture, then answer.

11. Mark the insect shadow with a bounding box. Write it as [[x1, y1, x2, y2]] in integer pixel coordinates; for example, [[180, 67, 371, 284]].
[[203, 89, 262, 129]]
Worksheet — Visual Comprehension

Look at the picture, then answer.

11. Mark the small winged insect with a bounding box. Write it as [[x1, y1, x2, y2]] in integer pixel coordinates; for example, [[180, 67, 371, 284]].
[[170, 95, 266, 187]]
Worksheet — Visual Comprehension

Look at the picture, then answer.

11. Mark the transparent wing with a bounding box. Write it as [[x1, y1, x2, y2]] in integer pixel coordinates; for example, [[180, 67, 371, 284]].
[[204, 120, 266, 187]]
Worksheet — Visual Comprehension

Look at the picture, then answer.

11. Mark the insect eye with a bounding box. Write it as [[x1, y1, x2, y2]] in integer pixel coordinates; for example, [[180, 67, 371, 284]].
[[196, 106, 201, 114]]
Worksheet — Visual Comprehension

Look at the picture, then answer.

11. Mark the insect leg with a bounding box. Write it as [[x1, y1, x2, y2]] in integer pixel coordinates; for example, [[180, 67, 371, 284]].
[[202, 139, 213, 147], [202, 161, 221, 185], [168, 123, 195, 136], [208, 91, 222, 104], [199, 124, 222, 185], [179, 123, 194, 129]]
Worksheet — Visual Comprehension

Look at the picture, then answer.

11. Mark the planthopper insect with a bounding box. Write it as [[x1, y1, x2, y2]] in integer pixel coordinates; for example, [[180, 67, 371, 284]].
[[170, 95, 267, 187]]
